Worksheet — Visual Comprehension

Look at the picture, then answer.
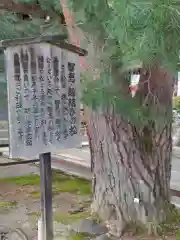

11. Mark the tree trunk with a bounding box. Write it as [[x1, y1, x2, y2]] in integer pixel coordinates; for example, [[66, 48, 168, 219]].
[[88, 65, 173, 236]]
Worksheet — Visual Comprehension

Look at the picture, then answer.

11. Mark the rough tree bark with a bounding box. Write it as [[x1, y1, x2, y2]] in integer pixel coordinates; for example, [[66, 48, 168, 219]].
[[87, 65, 173, 236]]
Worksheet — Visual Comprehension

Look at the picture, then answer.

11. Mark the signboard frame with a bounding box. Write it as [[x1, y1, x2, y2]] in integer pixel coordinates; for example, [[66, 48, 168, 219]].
[[5, 42, 81, 159]]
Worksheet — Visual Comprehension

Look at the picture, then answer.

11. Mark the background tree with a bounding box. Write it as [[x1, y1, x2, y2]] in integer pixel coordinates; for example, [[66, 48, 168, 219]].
[[0, 0, 179, 237], [0, 0, 68, 119]]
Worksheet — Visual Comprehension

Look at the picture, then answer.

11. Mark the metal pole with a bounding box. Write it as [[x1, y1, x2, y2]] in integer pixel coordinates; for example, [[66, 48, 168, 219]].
[[39, 152, 53, 240]]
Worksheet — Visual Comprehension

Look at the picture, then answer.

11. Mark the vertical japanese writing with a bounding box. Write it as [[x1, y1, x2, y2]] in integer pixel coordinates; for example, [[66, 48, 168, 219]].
[[61, 93, 68, 140], [53, 56, 61, 142], [55, 100, 61, 141], [53, 57, 60, 96], [14, 53, 23, 143], [21, 49, 33, 146], [7, 44, 81, 159], [38, 55, 47, 145], [61, 51, 66, 88], [68, 62, 77, 136], [21, 49, 29, 101], [24, 108, 32, 146], [46, 57, 53, 143], [30, 48, 40, 141]]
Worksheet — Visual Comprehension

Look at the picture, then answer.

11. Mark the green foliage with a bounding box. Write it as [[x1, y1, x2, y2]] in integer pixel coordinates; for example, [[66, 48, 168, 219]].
[[82, 79, 142, 123], [68, 0, 180, 71], [38, 0, 62, 12], [173, 96, 180, 112], [0, 174, 40, 185], [0, 172, 91, 195], [177, 229, 180, 240], [0, 2, 67, 72], [69, 232, 86, 240], [0, 0, 176, 125], [66, 0, 177, 125], [0, 12, 63, 40], [0, 201, 17, 210], [0, 0, 66, 41], [54, 211, 90, 224], [82, 71, 171, 129]]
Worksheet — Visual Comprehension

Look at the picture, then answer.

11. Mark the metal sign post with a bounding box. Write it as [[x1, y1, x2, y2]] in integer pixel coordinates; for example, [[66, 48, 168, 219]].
[[39, 152, 53, 240]]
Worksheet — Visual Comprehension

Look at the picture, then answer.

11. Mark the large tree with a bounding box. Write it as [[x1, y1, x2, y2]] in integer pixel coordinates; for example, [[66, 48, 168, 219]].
[[61, 0, 178, 236], [0, 0, 179, 237]]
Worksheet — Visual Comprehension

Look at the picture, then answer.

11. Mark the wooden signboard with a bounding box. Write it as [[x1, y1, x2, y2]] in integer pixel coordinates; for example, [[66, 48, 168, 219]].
[[1, 36, 87, 240], [5, 42, 80, 159]]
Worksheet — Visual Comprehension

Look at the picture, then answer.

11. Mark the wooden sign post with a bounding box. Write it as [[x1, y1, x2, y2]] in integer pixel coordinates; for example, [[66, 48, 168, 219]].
[[1, 35, 87, 240], [39, 152, 53, 240]]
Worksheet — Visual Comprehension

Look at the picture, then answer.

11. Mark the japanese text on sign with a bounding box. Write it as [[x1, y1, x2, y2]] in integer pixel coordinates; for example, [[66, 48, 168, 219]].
[[5, 43, 80, 159]]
